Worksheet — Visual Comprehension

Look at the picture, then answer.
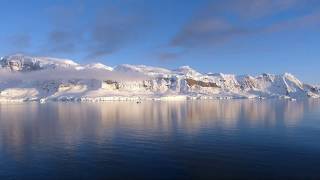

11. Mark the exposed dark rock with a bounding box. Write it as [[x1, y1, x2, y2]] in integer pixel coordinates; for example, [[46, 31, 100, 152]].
[[104, 80, 120, 89], [186, 78, 220, 88]]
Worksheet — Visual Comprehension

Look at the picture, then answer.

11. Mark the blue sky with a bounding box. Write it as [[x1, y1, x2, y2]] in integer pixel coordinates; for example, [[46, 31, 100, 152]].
[[0, 0, 319, 83]]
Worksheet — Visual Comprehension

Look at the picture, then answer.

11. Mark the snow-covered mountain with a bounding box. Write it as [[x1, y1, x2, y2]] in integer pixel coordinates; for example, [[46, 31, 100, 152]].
[[0, 54, 319, 102], [0, 54, 80, 71]]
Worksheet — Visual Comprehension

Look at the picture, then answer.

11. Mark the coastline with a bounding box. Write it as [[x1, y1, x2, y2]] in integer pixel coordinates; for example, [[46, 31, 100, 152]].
[[0, 94, 312, 103]]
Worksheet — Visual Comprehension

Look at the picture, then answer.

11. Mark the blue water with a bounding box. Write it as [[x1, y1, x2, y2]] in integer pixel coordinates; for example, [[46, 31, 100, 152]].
[[0, 100, 320, 179]]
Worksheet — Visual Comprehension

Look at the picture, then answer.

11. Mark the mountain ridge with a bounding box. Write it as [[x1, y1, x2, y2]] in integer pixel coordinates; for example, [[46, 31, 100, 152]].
[[0, 54, 319, 102]]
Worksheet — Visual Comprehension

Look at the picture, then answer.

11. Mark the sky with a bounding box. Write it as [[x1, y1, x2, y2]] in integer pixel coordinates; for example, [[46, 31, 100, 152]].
[[0, 0, 319, 83]]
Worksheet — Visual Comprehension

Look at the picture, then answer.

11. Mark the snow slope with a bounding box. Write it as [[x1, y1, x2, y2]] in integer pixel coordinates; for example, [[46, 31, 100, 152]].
[[0, 54, 319, 102], [0, 54, 79, 71]]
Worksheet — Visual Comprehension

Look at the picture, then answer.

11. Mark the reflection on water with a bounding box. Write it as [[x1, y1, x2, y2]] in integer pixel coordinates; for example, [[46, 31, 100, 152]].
[[0, 100, 320, 179], [0, 100, 310, 144]]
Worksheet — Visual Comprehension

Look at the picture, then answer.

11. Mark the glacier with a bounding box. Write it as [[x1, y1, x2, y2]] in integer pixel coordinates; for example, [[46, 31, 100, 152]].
[[0, 54, 319, 102]]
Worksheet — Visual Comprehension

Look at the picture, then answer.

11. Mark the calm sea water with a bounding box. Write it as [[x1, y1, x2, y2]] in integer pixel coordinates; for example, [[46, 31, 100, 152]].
[[0, 100, 320, 179]]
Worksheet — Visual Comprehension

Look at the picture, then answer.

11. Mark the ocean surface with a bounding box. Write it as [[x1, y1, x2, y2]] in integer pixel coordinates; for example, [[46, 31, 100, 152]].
[[0, 100, 320, 179]]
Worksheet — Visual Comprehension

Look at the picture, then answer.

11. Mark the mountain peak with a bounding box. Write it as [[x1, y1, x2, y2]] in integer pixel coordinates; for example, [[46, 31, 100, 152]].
[[85, 63, 113, 71], [175, 66, 202, 77], [0, 54, 79, 71]]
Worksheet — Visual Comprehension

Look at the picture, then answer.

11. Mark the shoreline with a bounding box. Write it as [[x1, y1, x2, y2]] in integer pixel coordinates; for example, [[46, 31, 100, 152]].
[[0, 95, 314, 103]]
